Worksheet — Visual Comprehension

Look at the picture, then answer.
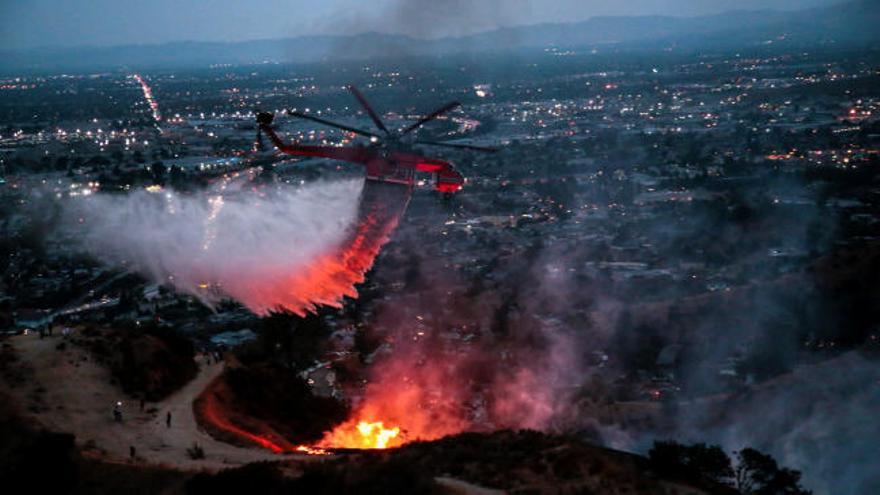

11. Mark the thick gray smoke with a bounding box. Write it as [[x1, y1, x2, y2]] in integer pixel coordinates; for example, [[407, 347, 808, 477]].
[[355, 170, 878, 493], [672, 352, 880, 495], [321, 0, 523, 40], [314, 0, 524, 62], [381, 0, 522, 39], [588, 175, 880, 494], [64, 178, 364, 315]]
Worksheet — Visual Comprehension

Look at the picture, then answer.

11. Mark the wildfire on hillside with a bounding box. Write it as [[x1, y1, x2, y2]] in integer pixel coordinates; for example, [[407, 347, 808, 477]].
[[193, 179, 577, 456], [317, 420, 403, 450]]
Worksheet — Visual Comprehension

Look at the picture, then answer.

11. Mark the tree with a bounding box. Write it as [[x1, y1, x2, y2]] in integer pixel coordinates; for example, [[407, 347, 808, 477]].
[[118, 290, 136, 313], [649, 441, 810, 494], [648, 441, 733, 485], [256, 312, 330, 371], [54, 155, 69, 171], [735, 448, 810, 495], [169, 165, 185, 187], [151, 160, 167, 183], [90, 155, 111, 166]]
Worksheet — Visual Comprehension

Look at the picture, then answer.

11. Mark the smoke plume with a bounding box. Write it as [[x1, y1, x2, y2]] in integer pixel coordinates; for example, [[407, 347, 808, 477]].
[[64, 177, 365, 315], [317, 227, 591, 448]]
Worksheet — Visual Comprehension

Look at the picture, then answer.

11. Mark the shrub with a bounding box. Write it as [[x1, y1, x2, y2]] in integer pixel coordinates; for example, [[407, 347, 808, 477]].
[[187, 443, 205, 460]]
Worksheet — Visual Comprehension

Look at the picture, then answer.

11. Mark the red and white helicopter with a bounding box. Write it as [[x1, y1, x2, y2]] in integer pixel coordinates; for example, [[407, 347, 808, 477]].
[[256, 85, 495, 195]]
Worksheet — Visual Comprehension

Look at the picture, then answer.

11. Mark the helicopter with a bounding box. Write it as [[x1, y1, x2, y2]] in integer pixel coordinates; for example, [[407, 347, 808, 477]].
[[255, 84, 496, 195]]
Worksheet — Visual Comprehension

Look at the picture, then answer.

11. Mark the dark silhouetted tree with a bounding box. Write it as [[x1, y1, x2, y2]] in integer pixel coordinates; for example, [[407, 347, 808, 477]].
[[649, 441, 733, 485], [734, 448, 810, 495], [151, 160, 167, 183], [650, 441, 810, 494]]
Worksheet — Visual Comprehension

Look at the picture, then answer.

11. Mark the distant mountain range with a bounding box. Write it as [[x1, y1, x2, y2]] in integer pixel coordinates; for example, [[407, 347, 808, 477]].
[[2, 0, 878, 73]]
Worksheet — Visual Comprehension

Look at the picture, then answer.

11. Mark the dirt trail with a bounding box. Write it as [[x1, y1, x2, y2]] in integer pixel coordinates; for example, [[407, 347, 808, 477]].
[[3, 331, 292, 470]]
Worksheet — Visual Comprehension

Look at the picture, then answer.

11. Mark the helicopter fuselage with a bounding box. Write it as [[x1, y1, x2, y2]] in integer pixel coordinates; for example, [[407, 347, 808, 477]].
[[258, 118, 464, 193]]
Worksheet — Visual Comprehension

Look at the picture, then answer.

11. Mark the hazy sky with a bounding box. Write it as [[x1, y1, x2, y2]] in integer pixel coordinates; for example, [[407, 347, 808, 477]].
[[0, 0, 839, 50]]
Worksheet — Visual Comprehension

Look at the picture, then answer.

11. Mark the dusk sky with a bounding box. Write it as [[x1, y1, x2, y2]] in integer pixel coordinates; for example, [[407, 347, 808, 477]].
[[1, 0, 840, 50]]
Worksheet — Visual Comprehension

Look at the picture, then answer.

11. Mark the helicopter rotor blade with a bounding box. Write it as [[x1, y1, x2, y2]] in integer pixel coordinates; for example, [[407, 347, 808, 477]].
[[287, 110, 380, 139], [348, 85, 390, 135], [415, 140, 498, 153], [400, 101, 461, 136]]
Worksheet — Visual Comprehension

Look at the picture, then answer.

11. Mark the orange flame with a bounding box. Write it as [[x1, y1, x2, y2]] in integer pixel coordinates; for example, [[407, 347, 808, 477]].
[[295, 445, 329, 455], [194, 183, 421, 456], [317, 420, 403, 450], [221, 181, 411, 316], [196, 382, 293, 453], [309, 344, 472, 451]]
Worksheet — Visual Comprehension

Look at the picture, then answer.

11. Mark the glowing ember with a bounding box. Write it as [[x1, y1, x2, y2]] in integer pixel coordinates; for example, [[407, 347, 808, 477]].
[[317, 420, 403, 450], [295, 445, 329, 456], [196, 387, 291, 454]]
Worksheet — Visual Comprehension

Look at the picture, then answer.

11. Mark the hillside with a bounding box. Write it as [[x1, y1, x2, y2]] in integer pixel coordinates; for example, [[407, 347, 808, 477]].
[[1, 0, 877, 72], [0, 331, 730, 494], [187, 430, 736, 494]]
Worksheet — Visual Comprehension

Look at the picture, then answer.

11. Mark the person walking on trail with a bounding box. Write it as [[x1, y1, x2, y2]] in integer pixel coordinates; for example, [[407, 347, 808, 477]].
[[166, 411, 172, 428], [129, 445, 136, 460], [113, 402, 123, 422]]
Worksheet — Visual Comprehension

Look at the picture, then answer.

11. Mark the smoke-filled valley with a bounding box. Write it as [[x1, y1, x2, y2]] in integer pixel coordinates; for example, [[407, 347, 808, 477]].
[[326, 174, 880, 494]]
